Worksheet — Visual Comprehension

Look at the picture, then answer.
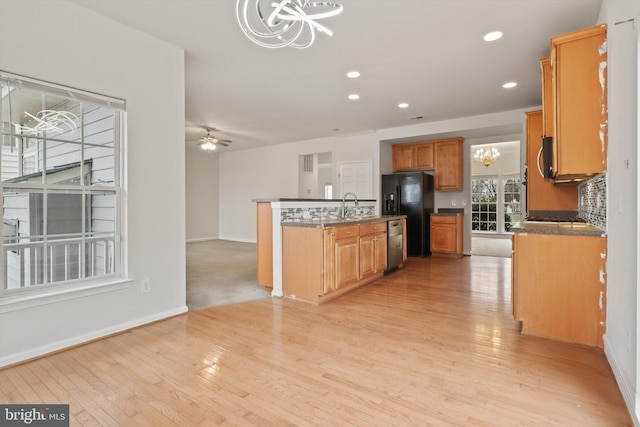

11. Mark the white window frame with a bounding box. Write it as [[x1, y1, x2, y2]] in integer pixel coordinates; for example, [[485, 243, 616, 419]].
[[0, 71, 128, 310]]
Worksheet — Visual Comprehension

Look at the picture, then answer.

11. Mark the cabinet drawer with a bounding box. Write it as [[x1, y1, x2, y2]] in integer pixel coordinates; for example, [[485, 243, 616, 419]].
[[431, 215, 457, 224], [335, 225, 360, 240], [359, 222, 386, 236]]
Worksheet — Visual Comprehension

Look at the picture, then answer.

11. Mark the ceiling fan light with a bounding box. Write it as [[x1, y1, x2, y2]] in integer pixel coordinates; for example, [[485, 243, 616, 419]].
[[200, 141, 217, 151]]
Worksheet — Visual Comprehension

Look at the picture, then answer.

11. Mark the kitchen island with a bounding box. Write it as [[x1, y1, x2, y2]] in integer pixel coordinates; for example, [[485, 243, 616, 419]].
[[511, 220, 607, 347], [282, 215, 405, 304], [253, 198, 403, 300]]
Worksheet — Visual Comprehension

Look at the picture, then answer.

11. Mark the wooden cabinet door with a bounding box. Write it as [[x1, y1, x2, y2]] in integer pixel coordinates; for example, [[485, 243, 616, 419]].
[[323, 228, 336, 295], [431, 222, 456, 253], [359, 234, 375, 279], [414, 142, 434, 169], [392, 144, 414, 171], [525, 110, 577, 213], [539, 57, 554, 139], [434, 138, 463, 191], [552, 24, 607, 178], [335, 236, 359, 289], [373, 232, 388, 273], [512, 232, 606, 348]]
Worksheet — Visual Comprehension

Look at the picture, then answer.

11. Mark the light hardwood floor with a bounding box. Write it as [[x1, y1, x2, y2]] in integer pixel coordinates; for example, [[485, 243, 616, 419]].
[[0, 256, 631, 426]]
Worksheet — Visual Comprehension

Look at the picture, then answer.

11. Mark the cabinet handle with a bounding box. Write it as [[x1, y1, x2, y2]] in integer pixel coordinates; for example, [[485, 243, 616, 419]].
[[537, 146, 544, 178]]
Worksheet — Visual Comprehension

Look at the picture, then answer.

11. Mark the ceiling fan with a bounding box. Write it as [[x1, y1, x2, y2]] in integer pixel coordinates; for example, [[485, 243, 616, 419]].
[[188, 127, 232, 151]]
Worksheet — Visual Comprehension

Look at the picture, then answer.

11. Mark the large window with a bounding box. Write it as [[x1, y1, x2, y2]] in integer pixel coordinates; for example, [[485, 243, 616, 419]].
[[472, 174, 521, 234], [1, 71, 124, 293]]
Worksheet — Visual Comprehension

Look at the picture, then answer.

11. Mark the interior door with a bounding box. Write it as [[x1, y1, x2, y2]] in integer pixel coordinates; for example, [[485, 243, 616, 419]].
[[338, 160, 373, 199]]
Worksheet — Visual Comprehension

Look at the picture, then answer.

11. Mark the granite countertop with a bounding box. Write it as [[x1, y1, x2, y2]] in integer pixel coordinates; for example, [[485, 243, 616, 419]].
[[431, 212, 463, 216], [511, 221, 606, 236], [253, 198, 376, 203], [282, 215, 405, 228]]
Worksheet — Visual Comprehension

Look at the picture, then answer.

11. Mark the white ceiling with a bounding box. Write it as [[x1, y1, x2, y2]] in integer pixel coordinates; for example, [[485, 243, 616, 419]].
[[72, 0, 602, 151]]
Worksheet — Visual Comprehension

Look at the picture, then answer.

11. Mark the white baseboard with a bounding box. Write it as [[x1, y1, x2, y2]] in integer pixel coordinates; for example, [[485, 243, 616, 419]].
[[217, 236, 257, 244], [604, 334, 640, 426], [186, 236, 219, 243], [0, 305, 188, 368]]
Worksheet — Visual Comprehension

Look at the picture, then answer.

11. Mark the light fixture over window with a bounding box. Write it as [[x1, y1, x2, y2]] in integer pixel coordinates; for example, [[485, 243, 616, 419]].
[[474, 147, 500, 167], [236, 0, 344, 49]]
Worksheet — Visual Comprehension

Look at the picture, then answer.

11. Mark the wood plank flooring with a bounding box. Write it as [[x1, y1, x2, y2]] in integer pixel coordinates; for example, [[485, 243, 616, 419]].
[[0, 256, 632, 426]]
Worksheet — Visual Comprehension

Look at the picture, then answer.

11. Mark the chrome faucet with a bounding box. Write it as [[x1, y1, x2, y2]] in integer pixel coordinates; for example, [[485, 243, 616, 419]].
[[341, 192, 359, 218]]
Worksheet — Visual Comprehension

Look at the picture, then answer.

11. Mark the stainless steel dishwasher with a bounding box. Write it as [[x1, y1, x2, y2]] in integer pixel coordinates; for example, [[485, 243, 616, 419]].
[[386, 220, 403, 273]]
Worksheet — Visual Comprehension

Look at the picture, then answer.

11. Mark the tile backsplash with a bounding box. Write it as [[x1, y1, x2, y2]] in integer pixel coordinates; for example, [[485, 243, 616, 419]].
[[578, 172, 607, 231], [281, 205, 376, 222]]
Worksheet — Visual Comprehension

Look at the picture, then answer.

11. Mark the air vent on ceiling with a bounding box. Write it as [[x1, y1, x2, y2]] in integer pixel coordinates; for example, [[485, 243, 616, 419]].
[[409, 115, 424, 120]]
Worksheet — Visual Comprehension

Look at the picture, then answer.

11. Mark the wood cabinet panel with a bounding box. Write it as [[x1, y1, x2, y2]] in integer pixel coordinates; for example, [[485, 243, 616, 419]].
[[434, 138, 463, 191], [512, 232, 606, 348], [414, 143, 434, 169], [430, 214, 463, 256], [540, 57, 554, 139], [551, 24, 607, 179], [336, 236, 360, 288], [392, 144, 415, 171], [359, 224, 388, 279], [256, 202, 273, 290], [525, 110, 577, 213]]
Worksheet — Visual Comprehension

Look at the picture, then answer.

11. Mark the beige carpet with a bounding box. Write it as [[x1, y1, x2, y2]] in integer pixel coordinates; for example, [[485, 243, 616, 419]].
[[471, 236, 513, 258], [186, 239, 271, 311]]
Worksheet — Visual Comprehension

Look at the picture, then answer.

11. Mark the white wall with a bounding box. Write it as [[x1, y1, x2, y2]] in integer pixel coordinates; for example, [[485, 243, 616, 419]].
[[597, 1, 640, 424], [0, 0, 186, 366], [218, 131, 379, 242], [186, 147, 219, 241]]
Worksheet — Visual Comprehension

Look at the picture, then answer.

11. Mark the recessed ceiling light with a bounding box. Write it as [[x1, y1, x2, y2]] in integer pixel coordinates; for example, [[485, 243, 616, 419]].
[[347, 71, 360, 78], [398, 102, 409, 108], [348, 94, 360, 100], [503, 82, 517, 89], [484, 31, 503, 42]]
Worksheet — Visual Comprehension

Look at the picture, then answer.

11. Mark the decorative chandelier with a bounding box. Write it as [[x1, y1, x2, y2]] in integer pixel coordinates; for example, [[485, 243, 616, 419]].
[[235, 0, 344, 49], [474, 147, 500, 167]]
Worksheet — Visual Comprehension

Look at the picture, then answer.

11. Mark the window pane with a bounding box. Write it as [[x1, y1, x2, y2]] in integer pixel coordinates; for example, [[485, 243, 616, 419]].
[[1, 72, 122, 293]]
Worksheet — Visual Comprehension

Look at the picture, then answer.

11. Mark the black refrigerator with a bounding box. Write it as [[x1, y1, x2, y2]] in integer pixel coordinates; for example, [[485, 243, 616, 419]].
[[381, 172, 435, 257]]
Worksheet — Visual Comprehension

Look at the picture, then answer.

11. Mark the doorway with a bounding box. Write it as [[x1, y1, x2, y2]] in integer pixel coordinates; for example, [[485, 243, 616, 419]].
[[470, 141, 521, 257]]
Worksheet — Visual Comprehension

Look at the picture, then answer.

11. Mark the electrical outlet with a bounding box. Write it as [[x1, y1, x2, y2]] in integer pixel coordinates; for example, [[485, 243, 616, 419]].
[[142, 278, 151, 294]]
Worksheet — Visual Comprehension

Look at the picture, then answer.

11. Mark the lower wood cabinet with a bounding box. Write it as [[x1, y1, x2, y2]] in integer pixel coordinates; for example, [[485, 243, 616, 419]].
[[512, 232, 606, 348], [359, 222, 387, 279], [283, 221, 389, 304], [430, 214, 463, 256]]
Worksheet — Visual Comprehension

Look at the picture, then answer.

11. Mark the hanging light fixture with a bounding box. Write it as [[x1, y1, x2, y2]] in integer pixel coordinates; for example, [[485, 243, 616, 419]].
[[236, 0, 343, 49], [474, 146, 500, 167], [200, 138, 217, 152]]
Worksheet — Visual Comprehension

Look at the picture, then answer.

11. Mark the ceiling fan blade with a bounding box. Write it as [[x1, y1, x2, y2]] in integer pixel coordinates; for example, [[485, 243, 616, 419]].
[[215, 141, 229, 147], [218, 139, 232, 143]]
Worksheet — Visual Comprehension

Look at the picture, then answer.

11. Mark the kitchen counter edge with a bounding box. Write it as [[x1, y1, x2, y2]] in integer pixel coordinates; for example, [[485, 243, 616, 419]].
[[511, 224, 606, 237], [282, 215, 406, 228]]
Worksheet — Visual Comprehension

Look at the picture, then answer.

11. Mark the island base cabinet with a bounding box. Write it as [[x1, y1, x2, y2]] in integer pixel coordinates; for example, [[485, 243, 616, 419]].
[[283, 224, 385, 304], [512, 232, 606, 348]]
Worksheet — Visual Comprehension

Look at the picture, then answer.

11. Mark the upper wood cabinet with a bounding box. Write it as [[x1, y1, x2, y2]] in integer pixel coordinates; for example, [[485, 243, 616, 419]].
[[392, 137, 463, 191], [550, 24, 607, 179], [414, 143, 434, 169], [434, 138, 463, 191], [539, 57, 554, 138], [392, 144, 415, 171], [525, 110, 577, 213]]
